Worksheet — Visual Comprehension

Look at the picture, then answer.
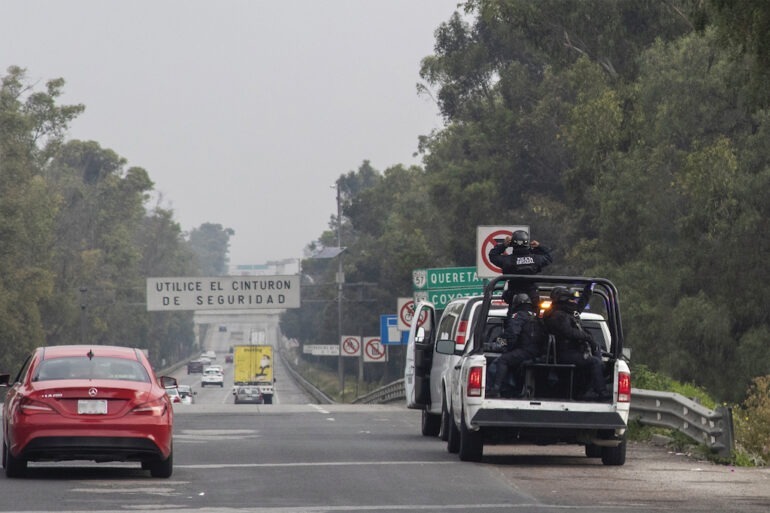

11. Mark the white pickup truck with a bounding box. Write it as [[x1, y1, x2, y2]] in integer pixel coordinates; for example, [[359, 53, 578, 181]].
[[434, 275, 631, 465], [404, 296, 509, 439]]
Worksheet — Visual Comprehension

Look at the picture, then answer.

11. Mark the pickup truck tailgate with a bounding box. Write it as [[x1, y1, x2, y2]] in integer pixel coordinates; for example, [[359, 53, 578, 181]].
[[472, 408, 626, 430]]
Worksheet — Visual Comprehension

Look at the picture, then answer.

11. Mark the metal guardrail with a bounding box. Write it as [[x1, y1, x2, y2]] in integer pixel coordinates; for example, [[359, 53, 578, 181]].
[[351, 379, 406, 404], [353, 380, 735, 458], [278, 350, 335, 404], [629, 387, 734, 458]]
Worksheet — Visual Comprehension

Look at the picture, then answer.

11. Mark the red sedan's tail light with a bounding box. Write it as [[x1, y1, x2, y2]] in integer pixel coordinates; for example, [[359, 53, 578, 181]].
[[19, 397, 57, 415], [131, 397, 168, 416], [467, 366, 483, 397], [618, 371, 631, 403]]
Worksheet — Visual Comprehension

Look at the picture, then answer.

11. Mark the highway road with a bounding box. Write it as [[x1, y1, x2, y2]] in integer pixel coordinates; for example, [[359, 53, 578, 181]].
[[1, 351, 768, 512], [173, 348, 314, 406]]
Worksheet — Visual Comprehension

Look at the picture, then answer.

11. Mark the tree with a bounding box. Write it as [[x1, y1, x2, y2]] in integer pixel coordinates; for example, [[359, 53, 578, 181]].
[[706, 0, 770, 105], [0, 67, 83, 371], [188, 223, 234, 275]]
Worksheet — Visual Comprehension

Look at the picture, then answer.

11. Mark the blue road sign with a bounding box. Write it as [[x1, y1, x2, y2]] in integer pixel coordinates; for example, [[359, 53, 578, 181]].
[[380, 314, 406, 345]]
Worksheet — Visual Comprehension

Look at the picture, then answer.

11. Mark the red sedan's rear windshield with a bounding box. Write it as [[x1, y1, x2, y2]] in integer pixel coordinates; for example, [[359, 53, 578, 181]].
[[32, 357, 151, 383]]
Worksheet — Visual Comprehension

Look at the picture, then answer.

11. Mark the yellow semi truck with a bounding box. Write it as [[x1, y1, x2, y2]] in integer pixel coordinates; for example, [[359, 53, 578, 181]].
[[232, 345, 274, 404]]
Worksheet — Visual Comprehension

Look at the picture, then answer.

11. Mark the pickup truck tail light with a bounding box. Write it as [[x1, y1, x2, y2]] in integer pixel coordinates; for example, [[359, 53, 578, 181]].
[[467, 367, 483, 397], [455, 320, 468, 347], [617, 371, 631, 403]]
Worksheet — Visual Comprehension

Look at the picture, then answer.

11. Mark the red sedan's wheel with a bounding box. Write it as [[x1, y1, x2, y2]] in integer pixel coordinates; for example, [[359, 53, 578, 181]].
[[149, 447, 173, 478], [4, 441, 27, 478]]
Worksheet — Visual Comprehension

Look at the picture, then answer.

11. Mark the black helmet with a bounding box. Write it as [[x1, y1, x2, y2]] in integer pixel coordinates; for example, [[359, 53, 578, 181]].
[[550, 287, 573, 303], [511, 230, 530, 248], [511, 293, 531, 308]]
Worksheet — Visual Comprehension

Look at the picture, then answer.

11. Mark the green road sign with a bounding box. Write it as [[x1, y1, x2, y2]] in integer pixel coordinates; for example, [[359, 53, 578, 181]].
[[412, 266, 483, 291], [413, 286, 485, 310]]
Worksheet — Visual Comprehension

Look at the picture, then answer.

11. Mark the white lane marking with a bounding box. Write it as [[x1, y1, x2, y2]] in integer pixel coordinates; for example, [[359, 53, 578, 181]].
[[177, 460, 453, 469], [13, 505, 558, 512], [310, 404, 330, 415], [174, 429, 260, 442]]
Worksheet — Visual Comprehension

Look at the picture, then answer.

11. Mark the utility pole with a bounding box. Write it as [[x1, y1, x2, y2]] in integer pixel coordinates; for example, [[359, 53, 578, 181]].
[[335, 182, 345, 400]]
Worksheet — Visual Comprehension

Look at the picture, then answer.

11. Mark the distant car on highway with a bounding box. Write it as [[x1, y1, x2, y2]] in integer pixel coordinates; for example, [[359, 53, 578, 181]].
[[202, 350, 216, 360], [225, 354, 233, 363], [233, 385, 263, 404], [187, 359, 204, 374], [201, 368, 224, 388], [0, 344, 176, 478], [177, 385, 195, 404], [165, 386, 182, 404]]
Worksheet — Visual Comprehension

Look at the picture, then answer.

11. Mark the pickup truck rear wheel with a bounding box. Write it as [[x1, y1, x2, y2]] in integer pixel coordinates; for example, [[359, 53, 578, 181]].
[[601, 437, 627, 466], [421, 409, 441, 437], [458, 411, 483, 462], [446, 406, 460, 454], [439, 395, 450, 442]]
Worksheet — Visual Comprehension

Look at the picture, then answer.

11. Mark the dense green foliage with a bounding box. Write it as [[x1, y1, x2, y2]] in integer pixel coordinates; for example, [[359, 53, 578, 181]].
[[0, 66, 231, 373], [734, 375, 770, 464], [3, 1, 770, 408], [287, 1, 770, 404]]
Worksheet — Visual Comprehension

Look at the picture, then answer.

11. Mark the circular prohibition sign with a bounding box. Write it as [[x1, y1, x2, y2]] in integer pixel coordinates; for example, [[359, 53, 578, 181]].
[[341, 336, 361, 356], [364, 338, 386, 361], [399, 299, 428, 329], [479, 229, 513, 274]]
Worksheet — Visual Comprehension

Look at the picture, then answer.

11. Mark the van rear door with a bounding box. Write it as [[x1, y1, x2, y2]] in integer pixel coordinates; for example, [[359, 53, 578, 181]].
[[405, 302, 436, 409]]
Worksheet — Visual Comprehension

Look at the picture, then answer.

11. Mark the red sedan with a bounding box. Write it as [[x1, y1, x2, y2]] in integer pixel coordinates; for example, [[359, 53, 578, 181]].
[[1, 345, 176, 478]]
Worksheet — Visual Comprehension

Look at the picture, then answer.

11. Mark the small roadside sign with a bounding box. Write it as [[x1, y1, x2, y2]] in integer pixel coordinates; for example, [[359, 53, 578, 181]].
[[397, 297, 427, 331], [303, 344, 340, 356], [363, 337, 387, 362], [380, 315, 405, 345], [340, 336, 361, 357]]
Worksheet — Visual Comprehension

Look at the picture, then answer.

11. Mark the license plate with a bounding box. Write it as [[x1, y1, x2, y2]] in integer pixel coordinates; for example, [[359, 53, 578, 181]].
[[78, 399, 108, 415]]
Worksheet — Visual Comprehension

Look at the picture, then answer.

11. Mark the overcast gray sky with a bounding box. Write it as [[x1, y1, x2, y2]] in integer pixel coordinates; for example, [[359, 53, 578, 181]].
[[1, 0, 458, 267]]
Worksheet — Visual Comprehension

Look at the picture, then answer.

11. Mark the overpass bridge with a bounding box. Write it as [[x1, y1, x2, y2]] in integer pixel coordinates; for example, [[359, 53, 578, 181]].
[[193, 309, 285, 352]]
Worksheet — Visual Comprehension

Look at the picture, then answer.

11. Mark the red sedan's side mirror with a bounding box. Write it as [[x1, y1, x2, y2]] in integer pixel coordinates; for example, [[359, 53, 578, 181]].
[[160, 376, 178, 388]]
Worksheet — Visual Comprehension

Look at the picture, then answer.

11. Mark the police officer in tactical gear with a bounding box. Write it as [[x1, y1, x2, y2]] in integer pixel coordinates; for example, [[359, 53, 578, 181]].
[[487, 293, 544, 398], [489, 230, 552, 366], [488, 230, 553, 306], [543, 287, 610, 401]]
